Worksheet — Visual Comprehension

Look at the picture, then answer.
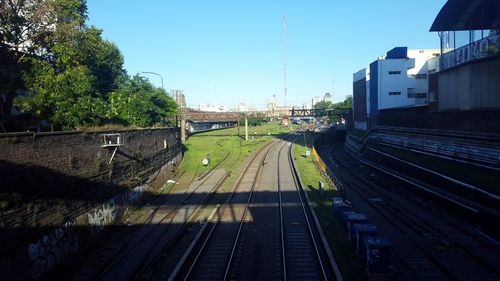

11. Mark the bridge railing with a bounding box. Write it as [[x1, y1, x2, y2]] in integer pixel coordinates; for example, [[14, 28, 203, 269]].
[[291, 108, 351, 117]]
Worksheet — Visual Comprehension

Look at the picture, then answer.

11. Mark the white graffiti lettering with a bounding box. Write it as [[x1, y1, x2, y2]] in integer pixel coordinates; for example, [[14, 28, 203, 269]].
[[87, 199, 117, 237], [27, 219, 78, 279]]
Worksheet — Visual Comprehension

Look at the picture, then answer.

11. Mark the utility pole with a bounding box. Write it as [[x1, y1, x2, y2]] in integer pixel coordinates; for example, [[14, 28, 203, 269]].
[[245, 113, 249, 141], [180, 110, 186, 142], [303, 130, 308, 156], [283, 15, 288, 108]]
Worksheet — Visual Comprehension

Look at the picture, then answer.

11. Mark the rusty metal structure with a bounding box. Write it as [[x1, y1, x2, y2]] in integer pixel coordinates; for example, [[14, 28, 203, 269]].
[[290, 107, 351, 118]]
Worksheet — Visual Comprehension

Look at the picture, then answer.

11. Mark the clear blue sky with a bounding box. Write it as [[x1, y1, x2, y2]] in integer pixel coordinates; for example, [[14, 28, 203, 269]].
[[87, 0, 447, 109]]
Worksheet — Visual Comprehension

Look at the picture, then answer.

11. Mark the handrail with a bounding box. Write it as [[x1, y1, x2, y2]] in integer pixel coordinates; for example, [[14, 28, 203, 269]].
[[441, 33, 500, 71]]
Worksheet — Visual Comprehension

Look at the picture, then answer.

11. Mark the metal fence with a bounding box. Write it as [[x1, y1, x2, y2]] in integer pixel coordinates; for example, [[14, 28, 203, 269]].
[[441, 34, 500, 71]]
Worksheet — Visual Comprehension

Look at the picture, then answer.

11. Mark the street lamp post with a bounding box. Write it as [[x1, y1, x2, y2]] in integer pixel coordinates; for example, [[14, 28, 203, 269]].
[[140, 71, 164, 90]]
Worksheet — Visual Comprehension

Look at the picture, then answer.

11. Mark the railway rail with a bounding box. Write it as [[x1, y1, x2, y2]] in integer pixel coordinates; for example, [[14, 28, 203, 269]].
[[364, 145, 500, 216], [322, 143, 500, 281], [64, 154, 230, 281], [171, 133, 341, 281], [278, 137, 336, 280], [170, 140, 275, 280]]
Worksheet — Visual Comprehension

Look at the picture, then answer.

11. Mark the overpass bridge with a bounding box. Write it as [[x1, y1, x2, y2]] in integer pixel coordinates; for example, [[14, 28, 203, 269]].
[[290, 107, 351, 118], [180, 108, 352, 140], [182, 110, 240, 137]]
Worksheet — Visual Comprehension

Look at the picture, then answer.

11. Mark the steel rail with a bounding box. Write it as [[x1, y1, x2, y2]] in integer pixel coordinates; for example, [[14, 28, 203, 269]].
[[222, 142, 272, 280], [129, 154, 233, 279], [130, 172, 229, 280], [330, 144, 500, 279], [284, 138, 329, 281], [223, 135, 295, 280], [92, 154, 231, 281], [180, 140, 276, 281], [332, 145, 458, 280], [344, 145, 483, 214], [368, 146, 500, 201], [276, 140, 289, 281]]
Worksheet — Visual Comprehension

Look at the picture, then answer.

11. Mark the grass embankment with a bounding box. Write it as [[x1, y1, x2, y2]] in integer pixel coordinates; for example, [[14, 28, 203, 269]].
[[293, 131, 367, 281], [180, 122, 296, 192]]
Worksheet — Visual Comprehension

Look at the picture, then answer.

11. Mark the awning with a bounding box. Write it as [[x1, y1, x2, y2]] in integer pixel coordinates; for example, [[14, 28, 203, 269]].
[[430, 0, 500, 31]]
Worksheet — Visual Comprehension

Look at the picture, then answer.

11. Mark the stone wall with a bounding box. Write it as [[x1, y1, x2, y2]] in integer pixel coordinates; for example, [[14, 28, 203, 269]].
[[0, 127, 179, 178], [0, 127, 182, 280]]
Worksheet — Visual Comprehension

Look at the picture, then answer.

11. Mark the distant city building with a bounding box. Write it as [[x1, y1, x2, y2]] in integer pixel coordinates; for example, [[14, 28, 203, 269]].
[[237, 102, 248, 112], [352, 47, 440, 130], [266, 98, 277, 111], [171, 90, 186, 109], [199, 103, 228, 112], [312, 96, 321, 106], [323, 93, 332, 103]]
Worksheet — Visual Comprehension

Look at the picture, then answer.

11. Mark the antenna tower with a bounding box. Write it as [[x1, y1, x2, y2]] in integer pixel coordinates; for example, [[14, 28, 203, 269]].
[[283, 15, 288, 107]]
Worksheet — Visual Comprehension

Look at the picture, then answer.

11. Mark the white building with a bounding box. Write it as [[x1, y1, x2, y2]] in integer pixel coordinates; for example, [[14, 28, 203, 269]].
[[312, 96, 322, 106], [352, 47, 440, 129], [323, 93, 332, 103], [199, 103, 228, 112]]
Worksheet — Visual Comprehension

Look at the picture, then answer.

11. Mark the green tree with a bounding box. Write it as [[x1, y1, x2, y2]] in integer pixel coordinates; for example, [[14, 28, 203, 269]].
[[108, 75, 178, 127], [1, 0, 89, 126], [333, 96, 353, 108], [53, 26, 126, 94], [6, 0, 128, 130], [4, 0, 177, 131], [16, 58, 106, 130], [313, 100, 334, 111]]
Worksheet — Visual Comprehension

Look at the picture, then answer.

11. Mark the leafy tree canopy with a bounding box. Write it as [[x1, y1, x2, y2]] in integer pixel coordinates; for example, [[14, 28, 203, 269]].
[[335, 96, 352, 108], [52, 25, 126, 94], [4, 0, 176, 131], [313, 100, 334, 110], [16, 58, 106, 130], [0, 0, 87, 60], [1, 0, 92, 127], [108, 75, 178, 128]]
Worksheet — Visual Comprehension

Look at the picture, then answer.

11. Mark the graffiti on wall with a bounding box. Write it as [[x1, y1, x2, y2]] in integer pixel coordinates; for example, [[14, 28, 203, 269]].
[[121, 184, 147, 216], [27, 219, 79, 279], [19, 155, 179, 279], [87, 199, 117, 237], [87, 184, 148, 237]]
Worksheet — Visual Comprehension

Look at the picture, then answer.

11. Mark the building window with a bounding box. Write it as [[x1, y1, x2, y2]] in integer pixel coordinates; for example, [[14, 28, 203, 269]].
[[415, 74, 427, 79], [388, 71, 401, 75], [388, 91, 401, 96], [408, 93, 427, 98]]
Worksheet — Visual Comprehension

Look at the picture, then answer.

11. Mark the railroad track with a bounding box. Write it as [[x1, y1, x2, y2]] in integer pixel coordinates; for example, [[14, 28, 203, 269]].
[[64, 155, 230, 281], [171, 133, 341, 281], [278, 136, 336, 280], [324, 143, 500, 281], [363, 144, 500, 217]]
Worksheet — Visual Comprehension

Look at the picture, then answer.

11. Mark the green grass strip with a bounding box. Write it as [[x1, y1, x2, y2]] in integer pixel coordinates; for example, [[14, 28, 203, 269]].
[[293, 131, 367, 281]]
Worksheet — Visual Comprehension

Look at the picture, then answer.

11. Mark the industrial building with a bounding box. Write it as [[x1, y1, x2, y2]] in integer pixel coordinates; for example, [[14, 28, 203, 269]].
[[429, 0, 500, 113], [353, 0, 500, 132], [353, 47, 440, 130]]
